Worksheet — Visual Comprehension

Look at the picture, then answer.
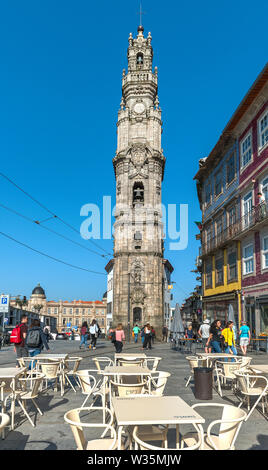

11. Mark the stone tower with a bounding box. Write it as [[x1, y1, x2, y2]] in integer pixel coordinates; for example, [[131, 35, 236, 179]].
[[112, 25, 166, 337]]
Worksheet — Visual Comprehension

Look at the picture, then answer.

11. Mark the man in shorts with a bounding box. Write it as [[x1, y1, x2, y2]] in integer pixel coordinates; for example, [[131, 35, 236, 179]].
[[239, 321, 251, 355], [198, 319, 211, 353]]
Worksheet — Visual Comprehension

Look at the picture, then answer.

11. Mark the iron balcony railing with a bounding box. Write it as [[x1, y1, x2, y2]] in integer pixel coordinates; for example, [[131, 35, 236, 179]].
[[202, 201, 268, 257]]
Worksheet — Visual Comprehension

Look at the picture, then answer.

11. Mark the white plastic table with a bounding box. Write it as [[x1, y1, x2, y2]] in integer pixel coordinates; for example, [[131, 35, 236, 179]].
[[112, 395, 205, 449], [0, 367, 26, 430]]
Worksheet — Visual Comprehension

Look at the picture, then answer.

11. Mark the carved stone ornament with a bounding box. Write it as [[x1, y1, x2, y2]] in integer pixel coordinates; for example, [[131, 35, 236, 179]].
[[131, 287, 146, 304], [128, 144, 149, 179]]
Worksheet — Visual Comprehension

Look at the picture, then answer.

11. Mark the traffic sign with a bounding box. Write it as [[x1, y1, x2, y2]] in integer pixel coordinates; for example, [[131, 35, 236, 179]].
[[0, 295, 10, 313]]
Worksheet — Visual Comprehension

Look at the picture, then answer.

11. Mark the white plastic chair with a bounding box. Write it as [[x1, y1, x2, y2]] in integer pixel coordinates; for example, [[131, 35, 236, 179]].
[[182, 403, 247, 450], [234, 369, 268, 421], [149, 371, 170, 396], [132, 424, 203, 450], [214, 360, 243, 397], [144, 357, 162, 371], [64, 406, 118, 450]]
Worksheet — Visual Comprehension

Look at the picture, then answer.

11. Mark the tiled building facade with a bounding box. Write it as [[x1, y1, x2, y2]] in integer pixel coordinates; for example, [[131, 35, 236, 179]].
[[195, 63, 268, 335]]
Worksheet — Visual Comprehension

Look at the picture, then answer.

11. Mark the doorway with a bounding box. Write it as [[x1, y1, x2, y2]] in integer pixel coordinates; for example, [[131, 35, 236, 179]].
[[133, 307, 142, 324]]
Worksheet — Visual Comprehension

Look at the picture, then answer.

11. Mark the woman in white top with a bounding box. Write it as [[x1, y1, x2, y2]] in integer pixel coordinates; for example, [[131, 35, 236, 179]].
[[89, 319, 99, 350]]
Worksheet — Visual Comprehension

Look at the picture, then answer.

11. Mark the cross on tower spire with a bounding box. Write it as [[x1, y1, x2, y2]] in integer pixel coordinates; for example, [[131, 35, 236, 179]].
[[138, 3, 146, 27]]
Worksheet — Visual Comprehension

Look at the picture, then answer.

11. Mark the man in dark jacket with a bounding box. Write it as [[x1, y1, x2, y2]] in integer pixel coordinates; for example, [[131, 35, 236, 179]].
[[26, 319, 50, 360]]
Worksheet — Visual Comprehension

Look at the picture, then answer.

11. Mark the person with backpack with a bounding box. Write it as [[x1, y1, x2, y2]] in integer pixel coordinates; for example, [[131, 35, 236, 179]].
[[140, 325, 146, 346], [79, 321, 88, 350], [26, 319, 50, 360], [198, 319, 211, 353], [142, 323, 152, 350], [10, 314, 29, 366], [89, 319, 99, 350]]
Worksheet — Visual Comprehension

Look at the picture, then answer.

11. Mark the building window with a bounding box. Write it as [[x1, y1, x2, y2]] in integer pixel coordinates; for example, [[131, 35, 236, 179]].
[[243, 244, 254, 275], [205, 259, 212, 288], [241, 133, 252, 169], [216, 216, 223, 241], [261, 176, 268, 202], [54, 308, 57, 314], [63, 308, 66, 314], [136, 53, 143, 66], [226, 153, 235, 184], [228, 250, 237, 281], [258, 110, 268, 149], [47, 308, 51, 314], [75, 308, 79, 315], [262, 236, 268, 269], [108, 279, 113, 291], [204, 182, 211, 205], [63, 318, 66, 325], [215, 256, 224, 285], [228, 205, 237, 227], [215, 171, 222, 197], [69, 308, 73, 314], [243, 191, 253, 228]]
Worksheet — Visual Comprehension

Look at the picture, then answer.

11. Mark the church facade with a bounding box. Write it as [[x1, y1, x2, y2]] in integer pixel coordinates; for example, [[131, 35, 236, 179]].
[[110, 26, 173, 337]]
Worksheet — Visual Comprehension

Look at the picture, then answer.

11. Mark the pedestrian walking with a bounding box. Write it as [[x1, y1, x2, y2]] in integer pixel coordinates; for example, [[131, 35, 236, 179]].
[[10, 314, 29, 366], [113, 323, 125, 353], [222, 321, 237, 360], [198, 319, 211, 353], [239, 321, 251, 355], [26, 319, 50, 366], [43, 325, 51, 343], [142, 323, 152, 350], [151, 326, 156, 344], [207, 319, 223, 353], [162, 325, 168, 342], [89, 319, 99, 350], [132, 324, 140, 343], [79, 322, 88, 350], [140, 325, 146, 346]]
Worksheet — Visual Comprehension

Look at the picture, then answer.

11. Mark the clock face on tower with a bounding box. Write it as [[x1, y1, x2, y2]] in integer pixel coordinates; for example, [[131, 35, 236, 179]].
[[133, 102, 145, 114]]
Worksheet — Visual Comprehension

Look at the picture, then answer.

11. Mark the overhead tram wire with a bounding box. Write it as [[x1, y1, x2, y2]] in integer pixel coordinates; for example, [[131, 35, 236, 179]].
[[0, 230, 107, 276], [0, 172, 112, 257], [0, 203, 109, 259]]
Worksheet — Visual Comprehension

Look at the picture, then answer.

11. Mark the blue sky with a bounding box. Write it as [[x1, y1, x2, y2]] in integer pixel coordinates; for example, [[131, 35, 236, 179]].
[[0, 0, 267, 304]]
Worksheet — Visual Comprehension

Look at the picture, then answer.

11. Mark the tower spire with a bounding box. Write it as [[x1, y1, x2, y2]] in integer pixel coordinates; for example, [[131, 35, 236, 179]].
[[138, 3, 145, 32]]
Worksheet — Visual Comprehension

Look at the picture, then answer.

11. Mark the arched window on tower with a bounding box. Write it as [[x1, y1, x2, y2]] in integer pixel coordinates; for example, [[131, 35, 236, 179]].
[[136, 53, 143, 66], [133, 182, 144, 206]]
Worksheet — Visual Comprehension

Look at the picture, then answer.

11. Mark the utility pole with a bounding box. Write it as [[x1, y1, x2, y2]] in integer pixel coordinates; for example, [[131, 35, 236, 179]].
[[127, 272, 131, 342]]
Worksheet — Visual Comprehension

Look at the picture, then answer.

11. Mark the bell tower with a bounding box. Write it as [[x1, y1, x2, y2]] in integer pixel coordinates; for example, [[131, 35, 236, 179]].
[[112, 26, 166, 337]]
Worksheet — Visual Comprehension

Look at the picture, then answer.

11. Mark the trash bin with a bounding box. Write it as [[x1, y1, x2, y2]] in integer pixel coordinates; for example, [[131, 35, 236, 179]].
[[193, 367, 213, 400]]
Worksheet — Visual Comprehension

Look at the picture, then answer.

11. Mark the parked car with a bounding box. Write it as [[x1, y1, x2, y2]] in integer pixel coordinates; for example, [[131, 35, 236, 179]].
[[56, 332, 68, 340]]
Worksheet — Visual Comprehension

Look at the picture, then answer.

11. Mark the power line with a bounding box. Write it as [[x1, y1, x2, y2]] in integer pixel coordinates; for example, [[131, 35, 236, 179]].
[[0, 203, 109, 259], [0, 172, 112, 257], [0, 230, 107, 276]]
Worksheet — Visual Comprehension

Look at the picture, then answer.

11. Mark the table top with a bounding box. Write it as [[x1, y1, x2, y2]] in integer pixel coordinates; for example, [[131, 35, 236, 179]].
[[115, 353, 147, 359], [103, 366, 151, 375], [35, 354, 68, 360], [0, 367, 26, 378], [198, 353, 241, 359], [250, 364, 268, 374], [112, 396, 205, 426]]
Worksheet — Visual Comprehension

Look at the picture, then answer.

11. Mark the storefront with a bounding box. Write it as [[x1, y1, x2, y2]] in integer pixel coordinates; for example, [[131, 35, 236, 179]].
[[203, 292, 239, 327], [258, 295, 268, 335]]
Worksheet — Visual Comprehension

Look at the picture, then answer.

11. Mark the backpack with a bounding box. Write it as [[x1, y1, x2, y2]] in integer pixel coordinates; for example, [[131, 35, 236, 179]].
[[110, 331, 116, 343], [141, 328, 145, 338], [10, 324, 23, 344], [26, 328, 41, 348]]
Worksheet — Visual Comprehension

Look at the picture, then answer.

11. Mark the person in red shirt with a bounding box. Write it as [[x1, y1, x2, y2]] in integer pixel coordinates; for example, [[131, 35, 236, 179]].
[[14, 314, 28, 366]]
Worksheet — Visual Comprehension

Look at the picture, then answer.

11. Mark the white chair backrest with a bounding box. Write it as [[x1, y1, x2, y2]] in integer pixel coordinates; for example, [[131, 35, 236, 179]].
[[64, 406, 116, 450], [65, 357, 82, 373], [222, 362, 243, 379], [40, 362, 60, 379], [110, 380, 147, 397], [118, 359, 144, 367], [92, 357, 113, 372], [145, 357, 162, 371], [76, 370, 96, 394], [133, 425, 202, 450], [240, 356, 252, 368], [218, 405, 247, 449], [0, 412, 10, 432], [19, 373, 45, 398], [186, 356, 199, 373], [150, 371, 170, 396]]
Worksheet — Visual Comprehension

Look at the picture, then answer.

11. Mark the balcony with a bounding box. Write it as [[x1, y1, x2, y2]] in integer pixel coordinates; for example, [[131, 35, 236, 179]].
[[202, 202, 268, 257]]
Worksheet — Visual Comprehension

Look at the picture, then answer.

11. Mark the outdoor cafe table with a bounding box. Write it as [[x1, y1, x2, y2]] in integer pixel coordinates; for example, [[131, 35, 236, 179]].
[[249, 364, 268, 374], [112, 395, 205, 449], [197, 353, 242, 367], [0, 367, 26, 430]]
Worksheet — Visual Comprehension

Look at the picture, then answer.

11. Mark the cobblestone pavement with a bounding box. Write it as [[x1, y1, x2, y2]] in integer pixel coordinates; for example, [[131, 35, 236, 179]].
[[0, 339, 267, 450]]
